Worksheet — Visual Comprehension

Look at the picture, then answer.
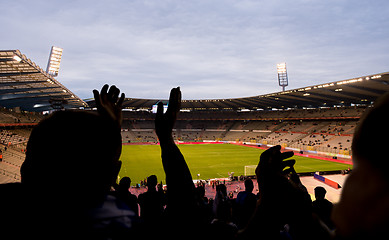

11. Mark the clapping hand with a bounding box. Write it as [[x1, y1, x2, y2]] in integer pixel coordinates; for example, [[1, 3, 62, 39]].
[[93, 84, 125, 128], [255, 145, 295, 195], [255, 145, 311, 224], [240, 146, 315, 240]]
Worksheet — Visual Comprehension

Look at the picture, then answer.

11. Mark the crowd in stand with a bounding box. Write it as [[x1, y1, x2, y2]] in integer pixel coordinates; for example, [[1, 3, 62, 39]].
[[113, 175, 261, 237], [0, 85, 388, 239]]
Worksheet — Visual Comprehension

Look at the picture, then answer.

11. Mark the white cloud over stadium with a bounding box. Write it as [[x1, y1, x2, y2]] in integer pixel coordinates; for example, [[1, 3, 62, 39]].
[[1, 0, 389, 99]]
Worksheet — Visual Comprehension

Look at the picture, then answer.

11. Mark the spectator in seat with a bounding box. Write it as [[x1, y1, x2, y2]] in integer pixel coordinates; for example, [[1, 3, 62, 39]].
[[312, 186, 334, 229], [138, 174, 164, 224], [115, 176, 139, 216], [195, 185, 212, 224], [0, 85, 138, 239], [235, 178, 257, 229], [238, 145, 325, 239], [332, 93, 389, 239]]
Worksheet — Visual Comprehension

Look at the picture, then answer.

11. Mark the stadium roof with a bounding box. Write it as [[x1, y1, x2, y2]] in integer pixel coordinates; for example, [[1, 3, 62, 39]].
[[0, 50, 87, 112], [109, 72, 389, 111], [1, 49, 387, 112]]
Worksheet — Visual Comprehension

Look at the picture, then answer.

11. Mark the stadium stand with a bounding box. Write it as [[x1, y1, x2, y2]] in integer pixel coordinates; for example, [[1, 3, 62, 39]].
[[0, 49, 388, 182], [0, 107, 42, 182], [119, 106, 363, 155], [0, 102, 365, 184]]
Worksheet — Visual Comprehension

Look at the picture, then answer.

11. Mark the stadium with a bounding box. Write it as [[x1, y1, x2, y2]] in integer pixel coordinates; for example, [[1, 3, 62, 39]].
[[1, 49, 388, 203]]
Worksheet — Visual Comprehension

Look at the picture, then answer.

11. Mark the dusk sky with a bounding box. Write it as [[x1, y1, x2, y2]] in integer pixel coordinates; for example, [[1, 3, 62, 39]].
[[1, 0, 388, 100]]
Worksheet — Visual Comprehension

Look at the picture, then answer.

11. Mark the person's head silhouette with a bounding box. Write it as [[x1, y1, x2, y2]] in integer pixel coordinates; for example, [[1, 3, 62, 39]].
[[314, 186, 326, 201], [146, 175, 158, 190], [332, 93, 389, 238], [119, 176, 132, 191], [244, 178, 254, 193], [21, 110, 122, 206]]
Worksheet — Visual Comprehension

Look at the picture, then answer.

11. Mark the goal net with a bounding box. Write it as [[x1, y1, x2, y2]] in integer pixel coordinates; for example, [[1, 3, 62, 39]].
[[244, 165, 257, 176]]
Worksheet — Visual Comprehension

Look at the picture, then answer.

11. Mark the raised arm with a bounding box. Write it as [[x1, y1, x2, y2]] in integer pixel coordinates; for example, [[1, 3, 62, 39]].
[[155, 87, 197, 226]]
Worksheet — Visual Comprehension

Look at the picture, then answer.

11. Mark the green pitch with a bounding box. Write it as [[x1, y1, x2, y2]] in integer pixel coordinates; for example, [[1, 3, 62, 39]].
[[118, 143, 352, 184]]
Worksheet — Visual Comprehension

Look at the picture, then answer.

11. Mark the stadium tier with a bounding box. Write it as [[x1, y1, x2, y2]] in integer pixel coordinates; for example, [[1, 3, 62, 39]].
[[121, 106, 360, 154]]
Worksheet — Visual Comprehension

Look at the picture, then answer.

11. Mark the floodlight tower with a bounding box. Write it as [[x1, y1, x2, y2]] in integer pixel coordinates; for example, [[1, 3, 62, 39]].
[[46, 46, 63, 77], [277, 62, 288, 92]]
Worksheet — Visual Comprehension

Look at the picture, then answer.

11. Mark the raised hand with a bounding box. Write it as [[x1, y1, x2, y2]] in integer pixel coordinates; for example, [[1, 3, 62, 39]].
[[255, 145, 295, 194], [252, 146, 312, 235], [239, 146, 316, 239], [93, 84, 125, 128], [155, 87, 181, 144]]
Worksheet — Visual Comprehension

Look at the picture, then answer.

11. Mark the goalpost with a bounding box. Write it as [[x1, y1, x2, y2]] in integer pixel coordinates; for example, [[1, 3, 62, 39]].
[[244, 165, 257, 176]]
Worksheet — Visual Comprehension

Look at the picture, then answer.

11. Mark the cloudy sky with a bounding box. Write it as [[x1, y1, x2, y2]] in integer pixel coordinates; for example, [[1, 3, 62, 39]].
[[1, 0, 389, 100]]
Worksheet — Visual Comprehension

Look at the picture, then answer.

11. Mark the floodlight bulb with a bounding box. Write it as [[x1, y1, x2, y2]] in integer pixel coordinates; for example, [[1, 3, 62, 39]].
[[277, 62, 287, 73], [13, 55, 22, 62]]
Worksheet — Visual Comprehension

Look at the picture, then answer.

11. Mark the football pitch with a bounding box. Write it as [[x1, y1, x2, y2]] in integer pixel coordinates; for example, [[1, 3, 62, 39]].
[[118, 143, 352, 184]]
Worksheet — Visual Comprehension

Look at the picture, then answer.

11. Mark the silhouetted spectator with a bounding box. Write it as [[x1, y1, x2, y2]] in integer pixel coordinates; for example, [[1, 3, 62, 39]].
[[138, 174, 164, 224], [0, 85, 137, 239], [238, 146, 321, 239], [115, 176, 139, 216], [195, 185, 212, 224], [210, 184, 237, 238], [332, 93, 389, 239], [235, 178, 257, 229], [312, 186, 334, 229], [213, 184, 227, 216]]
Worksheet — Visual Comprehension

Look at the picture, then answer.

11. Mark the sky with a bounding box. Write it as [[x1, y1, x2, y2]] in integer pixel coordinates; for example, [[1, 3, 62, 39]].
[[1, 0, 389, 100]]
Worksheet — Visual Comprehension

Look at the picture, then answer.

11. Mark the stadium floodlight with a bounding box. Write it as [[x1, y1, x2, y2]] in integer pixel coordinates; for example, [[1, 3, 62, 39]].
[[277, 62, 288, 92], [46, 46, 63, 77]]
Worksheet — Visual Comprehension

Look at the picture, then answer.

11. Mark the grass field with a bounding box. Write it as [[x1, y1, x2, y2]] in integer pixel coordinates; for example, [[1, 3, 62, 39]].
[[119, 143, 352, 184]]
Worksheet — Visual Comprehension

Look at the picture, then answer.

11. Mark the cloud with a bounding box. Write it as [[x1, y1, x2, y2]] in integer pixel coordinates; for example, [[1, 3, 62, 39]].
[[1, 0, 389, 100]]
